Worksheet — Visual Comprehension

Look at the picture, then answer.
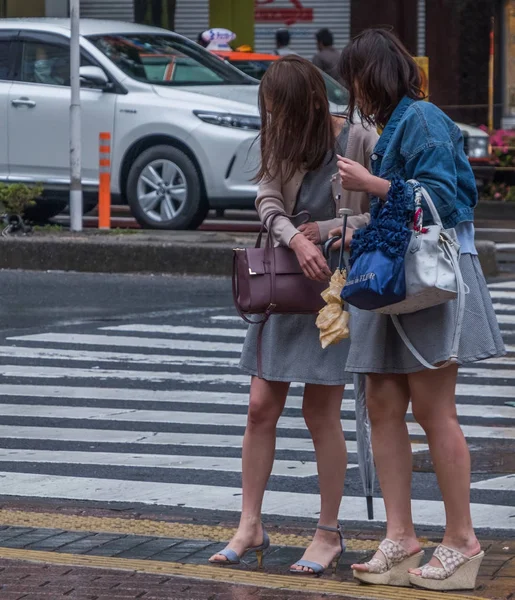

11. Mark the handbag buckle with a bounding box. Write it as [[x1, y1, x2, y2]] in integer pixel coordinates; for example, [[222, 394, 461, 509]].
[[249, 268, 257, 275]]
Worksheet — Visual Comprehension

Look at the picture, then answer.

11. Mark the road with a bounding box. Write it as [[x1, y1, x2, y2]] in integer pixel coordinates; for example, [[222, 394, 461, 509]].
[[0, 270, 513, 534]]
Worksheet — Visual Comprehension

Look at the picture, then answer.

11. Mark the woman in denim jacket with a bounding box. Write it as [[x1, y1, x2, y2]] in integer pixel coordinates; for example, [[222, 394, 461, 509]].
[[330, 29, 505, 591]]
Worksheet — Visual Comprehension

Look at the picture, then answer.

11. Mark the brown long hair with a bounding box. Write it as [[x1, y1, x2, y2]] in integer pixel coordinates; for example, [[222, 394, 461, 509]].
[[256, 55, 334, 183], [339, 28, 424, 129]]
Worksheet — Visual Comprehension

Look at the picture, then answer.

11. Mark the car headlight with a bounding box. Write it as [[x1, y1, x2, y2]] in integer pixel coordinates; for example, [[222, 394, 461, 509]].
[[467, 136, 490, 159], [194, 111, 261, 131]]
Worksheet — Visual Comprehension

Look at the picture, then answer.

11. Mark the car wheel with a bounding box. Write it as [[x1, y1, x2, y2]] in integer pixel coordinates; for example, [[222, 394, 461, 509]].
[[24, 199, 68, 224], [127, 145, 207, 230]]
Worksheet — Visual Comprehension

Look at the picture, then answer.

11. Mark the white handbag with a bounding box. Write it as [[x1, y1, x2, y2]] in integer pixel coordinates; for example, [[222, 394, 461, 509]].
[[376, 182, 467, 370]]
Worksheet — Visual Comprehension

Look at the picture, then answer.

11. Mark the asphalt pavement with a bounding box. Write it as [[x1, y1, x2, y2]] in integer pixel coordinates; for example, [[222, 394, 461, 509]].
[[0, 270, 513, 599]]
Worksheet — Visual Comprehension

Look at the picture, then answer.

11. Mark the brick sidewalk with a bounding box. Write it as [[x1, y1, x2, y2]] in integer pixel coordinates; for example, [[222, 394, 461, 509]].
[[0, 560, 324, 600]]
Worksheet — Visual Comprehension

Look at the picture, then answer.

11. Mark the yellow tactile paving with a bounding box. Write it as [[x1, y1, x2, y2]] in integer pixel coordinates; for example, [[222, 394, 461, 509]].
[[0, 509, 408, 551], [0, 547, 487, 600], [0, 509, 436, 551]]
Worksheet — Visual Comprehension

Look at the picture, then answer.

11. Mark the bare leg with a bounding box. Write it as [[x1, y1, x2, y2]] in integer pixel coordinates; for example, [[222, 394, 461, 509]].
[[408, 366, 481, 574], [352, 374, 421, 572], [291, 383, 347, 573], [210, 377, 289, 562]]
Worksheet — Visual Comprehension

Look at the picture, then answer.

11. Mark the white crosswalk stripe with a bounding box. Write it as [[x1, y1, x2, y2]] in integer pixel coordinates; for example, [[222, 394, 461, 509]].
[[0, 472, 511, 529], [0, 386, 513, 419], [0, 281, 513, 530]]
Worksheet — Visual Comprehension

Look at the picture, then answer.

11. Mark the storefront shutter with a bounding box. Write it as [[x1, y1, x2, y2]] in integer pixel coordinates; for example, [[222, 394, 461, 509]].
[[80, 0, 135, 21], [174, 0, 209, 41]]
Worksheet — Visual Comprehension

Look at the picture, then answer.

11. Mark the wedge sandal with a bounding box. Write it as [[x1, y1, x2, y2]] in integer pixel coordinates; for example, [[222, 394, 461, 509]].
[[353, 538, 424, 587], [409, 544, 484, 591]]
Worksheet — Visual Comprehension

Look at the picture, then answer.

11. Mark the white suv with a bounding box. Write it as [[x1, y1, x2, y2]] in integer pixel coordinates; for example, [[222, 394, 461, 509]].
[[0, 19, 490, 229], [0, 18, 263, 228]]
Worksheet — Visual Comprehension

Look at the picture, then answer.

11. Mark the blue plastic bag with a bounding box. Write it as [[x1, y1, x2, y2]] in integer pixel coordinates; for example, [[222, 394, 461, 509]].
[[341, 179, 414, 311], [342, 249, 406, 310]]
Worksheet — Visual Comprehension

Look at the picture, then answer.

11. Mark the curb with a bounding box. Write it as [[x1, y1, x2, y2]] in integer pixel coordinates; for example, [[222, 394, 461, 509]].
[[0, 235, 500, 278], [0, 236, 233, 277]]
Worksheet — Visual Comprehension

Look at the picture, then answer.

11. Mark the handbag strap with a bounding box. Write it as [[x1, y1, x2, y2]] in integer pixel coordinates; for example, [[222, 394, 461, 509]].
[[408, 180, 443, 227], [390, 235, 465, 370], [255, 210, 311, 249]]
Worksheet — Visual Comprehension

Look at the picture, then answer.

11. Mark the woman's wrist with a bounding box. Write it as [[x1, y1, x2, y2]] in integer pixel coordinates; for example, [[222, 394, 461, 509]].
[[367, 175, 391, 199]]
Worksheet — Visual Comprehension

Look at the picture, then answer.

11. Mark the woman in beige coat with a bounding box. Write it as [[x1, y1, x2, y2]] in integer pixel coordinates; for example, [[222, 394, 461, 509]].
[[209, 56, 377, 575]]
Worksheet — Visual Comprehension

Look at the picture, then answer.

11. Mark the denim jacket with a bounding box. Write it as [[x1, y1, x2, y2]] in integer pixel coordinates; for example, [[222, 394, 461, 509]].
[[370, 96, 478, 229]]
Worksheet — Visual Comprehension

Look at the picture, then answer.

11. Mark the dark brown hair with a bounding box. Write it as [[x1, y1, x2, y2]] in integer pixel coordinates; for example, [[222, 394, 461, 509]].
[[256, 55, 334, 183], [339, 28, 424, 129]]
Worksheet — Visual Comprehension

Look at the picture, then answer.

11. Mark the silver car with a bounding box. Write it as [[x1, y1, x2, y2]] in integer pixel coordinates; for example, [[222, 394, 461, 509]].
[[0, 18, 264, 228]]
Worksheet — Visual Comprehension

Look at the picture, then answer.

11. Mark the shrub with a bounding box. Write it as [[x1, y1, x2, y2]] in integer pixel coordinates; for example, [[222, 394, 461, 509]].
[[480, 126, 515, 167], [480, 181, 515, 202], [0, 183, 43, 216]]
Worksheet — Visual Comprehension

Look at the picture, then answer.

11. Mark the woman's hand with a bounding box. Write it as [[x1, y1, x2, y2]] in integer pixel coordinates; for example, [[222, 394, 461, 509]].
[[337, 155, 391, 199], [290, 233, 331, 282], [327, 226, 355, 251], [336, 156, 374, 192], [298, 222, 321, 244]]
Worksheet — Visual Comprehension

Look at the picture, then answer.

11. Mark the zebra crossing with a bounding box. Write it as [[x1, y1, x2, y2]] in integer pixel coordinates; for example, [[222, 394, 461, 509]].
[[0, 280, 513, 531]]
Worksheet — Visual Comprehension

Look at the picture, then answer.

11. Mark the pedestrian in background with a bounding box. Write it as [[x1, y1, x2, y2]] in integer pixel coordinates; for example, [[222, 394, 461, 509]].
[[331, 28, 505, 591], [209, 55, 377, 576], [313, 28, 340, 79], [275, 28, 297, 56]]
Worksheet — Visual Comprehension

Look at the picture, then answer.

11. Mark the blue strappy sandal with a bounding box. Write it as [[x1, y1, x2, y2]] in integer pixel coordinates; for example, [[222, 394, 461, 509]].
[[209, 529, 270, 569], [290, 524, 346, 577]]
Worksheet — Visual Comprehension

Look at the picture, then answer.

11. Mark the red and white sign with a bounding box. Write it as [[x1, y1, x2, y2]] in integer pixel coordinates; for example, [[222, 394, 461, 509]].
[[255, 0, 314, 26]]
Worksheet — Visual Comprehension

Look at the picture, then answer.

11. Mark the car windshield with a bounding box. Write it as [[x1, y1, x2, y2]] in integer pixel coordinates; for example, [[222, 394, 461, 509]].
[[87, 33, 254, 86]]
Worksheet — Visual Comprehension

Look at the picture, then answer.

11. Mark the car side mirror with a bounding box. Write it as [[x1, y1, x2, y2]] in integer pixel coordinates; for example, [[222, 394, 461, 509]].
[[79, 65, 109, 89]]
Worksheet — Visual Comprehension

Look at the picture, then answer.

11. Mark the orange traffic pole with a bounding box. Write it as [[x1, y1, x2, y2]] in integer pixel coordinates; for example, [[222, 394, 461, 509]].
[[98, 132, 111, 229]]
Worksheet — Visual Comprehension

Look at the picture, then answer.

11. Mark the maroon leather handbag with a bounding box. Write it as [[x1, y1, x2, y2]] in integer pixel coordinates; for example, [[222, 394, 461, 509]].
[[232, 211, 327, 377]]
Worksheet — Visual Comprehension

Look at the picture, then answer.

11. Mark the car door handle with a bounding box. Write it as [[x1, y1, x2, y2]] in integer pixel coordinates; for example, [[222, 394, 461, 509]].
[[11, 98, 36, 108]]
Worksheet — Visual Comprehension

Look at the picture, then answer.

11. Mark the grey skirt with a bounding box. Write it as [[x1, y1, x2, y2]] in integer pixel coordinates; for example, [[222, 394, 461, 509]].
[[240, 313, 353, 386], [345, 254, 506, 374]]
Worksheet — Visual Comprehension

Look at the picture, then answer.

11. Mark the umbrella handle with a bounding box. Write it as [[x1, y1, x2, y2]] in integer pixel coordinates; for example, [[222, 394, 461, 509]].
[[338, 208, 353, 272], [367, 496, 374, 520]]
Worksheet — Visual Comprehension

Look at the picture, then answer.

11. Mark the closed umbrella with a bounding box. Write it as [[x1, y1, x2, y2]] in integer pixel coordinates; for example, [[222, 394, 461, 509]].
[[354, 372, 375, 520], [316, 206, 376, 519]]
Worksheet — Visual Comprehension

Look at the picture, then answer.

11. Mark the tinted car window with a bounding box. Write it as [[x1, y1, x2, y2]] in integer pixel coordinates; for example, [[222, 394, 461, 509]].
[[0, 41, 10, 80], [228, 59, 272, 80], [89, 34, 253, 86], [21, 41, 92, 87], [140, 54, 223, 83]]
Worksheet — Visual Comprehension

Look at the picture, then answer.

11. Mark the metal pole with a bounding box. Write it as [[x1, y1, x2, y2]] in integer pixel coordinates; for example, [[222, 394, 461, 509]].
[[69, 0, 82, 232], [488, 16, 495, 132], [417, 0, 426, 57]]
